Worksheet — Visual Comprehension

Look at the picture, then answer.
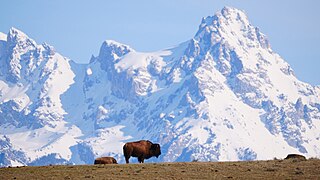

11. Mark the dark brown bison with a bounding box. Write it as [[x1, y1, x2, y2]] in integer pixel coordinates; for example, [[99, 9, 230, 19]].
[[284, 154, 306, 161], [94, 157, 118, 164], [123, 140, 161, 163]]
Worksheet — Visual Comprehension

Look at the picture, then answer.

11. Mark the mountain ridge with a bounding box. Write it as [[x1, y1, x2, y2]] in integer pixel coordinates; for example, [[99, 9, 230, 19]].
[[0, 7, 319, 167]]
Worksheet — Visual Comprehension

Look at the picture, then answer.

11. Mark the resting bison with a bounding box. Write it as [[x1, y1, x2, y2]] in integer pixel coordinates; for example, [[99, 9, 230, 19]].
[[123, 140, 161, 163], [94, 157, 118, 164], [284, 154, 306, 161]]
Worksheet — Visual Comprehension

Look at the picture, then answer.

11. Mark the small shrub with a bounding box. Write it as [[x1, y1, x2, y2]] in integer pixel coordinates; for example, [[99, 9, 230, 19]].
[[308, 157, 320, 160]]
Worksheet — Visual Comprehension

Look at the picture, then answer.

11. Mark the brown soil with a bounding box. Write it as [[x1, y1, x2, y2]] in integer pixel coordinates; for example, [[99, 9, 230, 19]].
[[1, 159, 319, 179]]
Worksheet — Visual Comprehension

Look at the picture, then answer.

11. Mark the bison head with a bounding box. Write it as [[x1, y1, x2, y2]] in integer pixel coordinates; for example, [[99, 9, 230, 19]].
[[150, 143, 161, 158]]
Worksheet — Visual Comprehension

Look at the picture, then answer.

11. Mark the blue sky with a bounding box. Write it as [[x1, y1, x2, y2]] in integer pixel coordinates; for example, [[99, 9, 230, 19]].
[[1, 0, 319, 85]]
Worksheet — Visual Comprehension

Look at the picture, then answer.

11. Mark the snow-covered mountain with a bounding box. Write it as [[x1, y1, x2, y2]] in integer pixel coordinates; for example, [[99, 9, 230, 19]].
[[1, 7, 320, 167]]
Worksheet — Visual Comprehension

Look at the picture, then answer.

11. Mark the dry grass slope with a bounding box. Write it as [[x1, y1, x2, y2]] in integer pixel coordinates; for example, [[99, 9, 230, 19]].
[[1, 159, 319, 179]]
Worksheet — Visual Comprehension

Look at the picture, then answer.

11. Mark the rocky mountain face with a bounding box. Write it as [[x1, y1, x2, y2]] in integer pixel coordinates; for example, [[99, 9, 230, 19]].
[[0, 7, 319, 167]]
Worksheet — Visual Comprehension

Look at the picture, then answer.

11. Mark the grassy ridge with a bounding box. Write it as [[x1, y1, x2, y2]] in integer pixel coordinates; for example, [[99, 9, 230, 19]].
[[1, 159, 320, 179]]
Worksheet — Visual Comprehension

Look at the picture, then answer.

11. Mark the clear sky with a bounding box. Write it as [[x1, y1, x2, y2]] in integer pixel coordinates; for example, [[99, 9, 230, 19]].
[[1, 0, 319, 85]]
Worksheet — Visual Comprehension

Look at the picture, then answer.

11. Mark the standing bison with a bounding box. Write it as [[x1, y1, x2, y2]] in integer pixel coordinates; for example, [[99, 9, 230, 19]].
[[123, 140, 161, 163], [94, 157, 118, 164]]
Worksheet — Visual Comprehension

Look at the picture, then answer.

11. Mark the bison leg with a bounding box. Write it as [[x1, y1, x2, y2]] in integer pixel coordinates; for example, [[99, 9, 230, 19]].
[[123, 144, 131, 164], [113, 159, 118, 164], [138, 157, 144, 163], [125, 156, 130, 164]]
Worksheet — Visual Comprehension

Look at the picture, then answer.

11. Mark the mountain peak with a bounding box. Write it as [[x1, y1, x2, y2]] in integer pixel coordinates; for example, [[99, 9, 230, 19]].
[[197, 7, 249, 28], [219, 6, 251, 30], [8, 27, 29, 41], [98, 40, 134, 62], [7, 27, 36, 48], [195, 6, 270, 51], [221, 6, 247, 19], [104, 40, 132, 49], [9, 27, 27, 37]]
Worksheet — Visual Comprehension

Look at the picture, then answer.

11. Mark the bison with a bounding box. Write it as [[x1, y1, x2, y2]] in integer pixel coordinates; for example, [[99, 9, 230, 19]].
[[123, 140, 161, 163], [94, 157, 118, 164], [284, 154, 306, 161]]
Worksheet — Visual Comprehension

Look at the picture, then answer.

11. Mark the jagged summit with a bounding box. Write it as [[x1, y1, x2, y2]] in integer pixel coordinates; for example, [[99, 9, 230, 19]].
[[220, 6, 249, 21], [7, 27, 37, 47], [198, 6, 249, 26], [98, 39, 134, 63], [101, 40, 134, 54], [9, 27, 28, 38], [103, 40, 133, 50], [0, 7, 319, 167], [195, 6, 271, 51], [6, 27, 56, 54], [9, 27, 27, 34]]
